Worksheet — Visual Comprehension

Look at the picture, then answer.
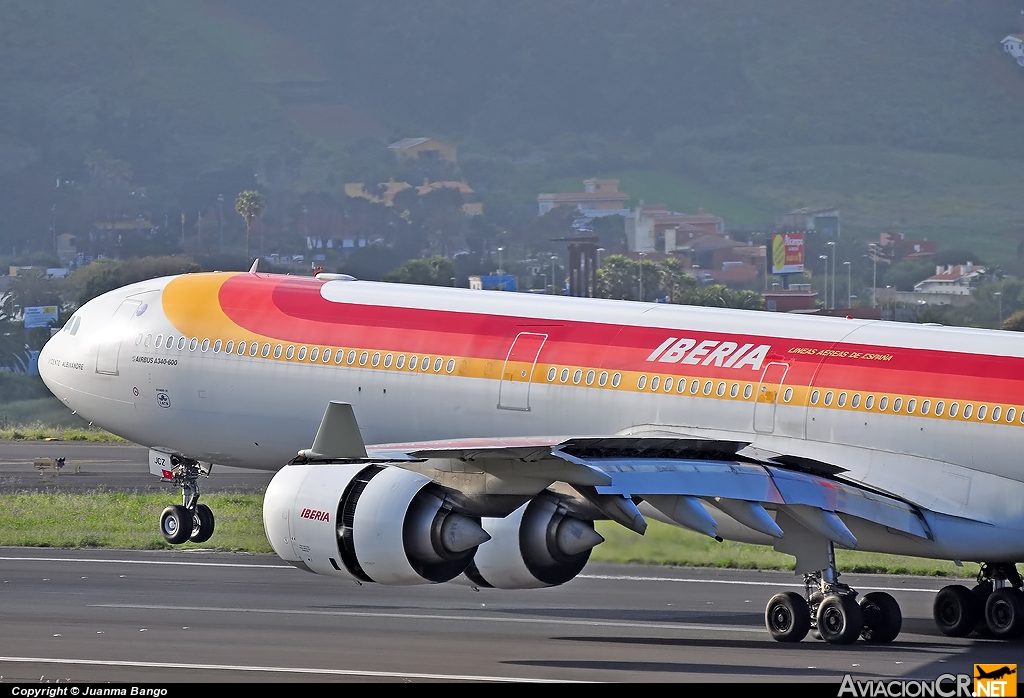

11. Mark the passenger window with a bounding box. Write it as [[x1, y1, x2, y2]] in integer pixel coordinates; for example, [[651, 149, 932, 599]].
[[637, 375, 647, 390], [348, 350, 357, 365], [743, 384, 753, 399], [599, 371, 608, 386], [587, 370, 595, 386], [421, 356, 431, 370], [560, 368, 569, 383], [225, 340, 234, 354], [810, 390, 820, 405], [236, 341, 245, 355], [249, 343, 258, 357], [446, 359, 455, 373], [323, 349, 332, 363], [433, 357, 443, 372], [611, 373, 621, 387], [664, 376, 673, 392], [383, 353, 392, 368], [286, 346, 295, 360], [189, 338, 198, 352], [261, 343, 270, 357], [274, 345, 282, 359], [310, 348, 319, 362], [298, 347, 308, 361], [730, 383, 739, 398], [838, 392, 847, 407], [548, 367, 556, 381]]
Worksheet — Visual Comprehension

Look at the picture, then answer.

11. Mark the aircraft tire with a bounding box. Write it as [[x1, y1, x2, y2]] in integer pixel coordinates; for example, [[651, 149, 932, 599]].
[[933, 585, 978, 637], [984, 588, 1024, 640], [859, 591, 902, 644], [160, 505, 192, 545], [190, 504, 215, 544], [765, 592, 810, 642], [816, 594, 863, 645]]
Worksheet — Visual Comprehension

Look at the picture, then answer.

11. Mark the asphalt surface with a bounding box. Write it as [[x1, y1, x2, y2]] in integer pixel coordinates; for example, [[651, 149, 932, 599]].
[[0, 440, 276, 493], [0, 551, 1020, 683], [0, 441, 1020, 683]]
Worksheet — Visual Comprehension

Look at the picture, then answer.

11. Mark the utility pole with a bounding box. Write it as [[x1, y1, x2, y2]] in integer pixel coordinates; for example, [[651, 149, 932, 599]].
[[638, 252, 647, 302], [868, 243, 879, 308], [551, 256, 558, 295]]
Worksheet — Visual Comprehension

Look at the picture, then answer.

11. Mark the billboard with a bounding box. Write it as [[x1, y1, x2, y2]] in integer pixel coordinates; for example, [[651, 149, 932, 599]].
[[769, 232, 805, 275], [24, 305, 59, 329]]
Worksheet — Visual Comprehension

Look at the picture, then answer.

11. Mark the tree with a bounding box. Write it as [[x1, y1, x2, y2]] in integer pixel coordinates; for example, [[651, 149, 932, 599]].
[[1003, 310, 1024, 332], [235, 190, 265, 264], [382, 257, 457, 286]]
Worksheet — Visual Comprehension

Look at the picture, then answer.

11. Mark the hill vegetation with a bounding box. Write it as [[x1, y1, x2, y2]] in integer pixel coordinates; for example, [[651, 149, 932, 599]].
[[1, 1, 1023, 272]]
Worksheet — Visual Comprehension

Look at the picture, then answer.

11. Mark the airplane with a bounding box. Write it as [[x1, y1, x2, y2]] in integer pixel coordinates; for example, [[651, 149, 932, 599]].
[[975, 666, 1017, 681], [37, 264, 1024, 645]]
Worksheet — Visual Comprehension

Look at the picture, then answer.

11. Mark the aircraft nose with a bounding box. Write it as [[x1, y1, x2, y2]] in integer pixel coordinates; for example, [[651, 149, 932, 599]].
[[37, 330, 61, 391]]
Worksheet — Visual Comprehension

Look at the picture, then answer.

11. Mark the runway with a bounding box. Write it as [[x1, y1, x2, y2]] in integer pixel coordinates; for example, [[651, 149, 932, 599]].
[[0, 549, 1019, 683], [0, 440, 275, 494]]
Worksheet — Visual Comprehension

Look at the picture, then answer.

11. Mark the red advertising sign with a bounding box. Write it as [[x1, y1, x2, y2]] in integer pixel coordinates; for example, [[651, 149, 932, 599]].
[[769, 232, 805, 275]]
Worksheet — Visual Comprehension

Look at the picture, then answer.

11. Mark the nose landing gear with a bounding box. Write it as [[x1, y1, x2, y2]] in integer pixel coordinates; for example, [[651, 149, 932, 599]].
[[154, 454, 215, 545]]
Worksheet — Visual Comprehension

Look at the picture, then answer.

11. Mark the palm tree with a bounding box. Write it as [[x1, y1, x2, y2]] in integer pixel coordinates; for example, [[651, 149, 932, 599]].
[[235, 190, 265, 264]]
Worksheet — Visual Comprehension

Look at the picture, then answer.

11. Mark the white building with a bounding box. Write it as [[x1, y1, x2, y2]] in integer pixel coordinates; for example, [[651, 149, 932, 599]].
[[914, 263, 986, 296], [1002, 35, 1024, 67]]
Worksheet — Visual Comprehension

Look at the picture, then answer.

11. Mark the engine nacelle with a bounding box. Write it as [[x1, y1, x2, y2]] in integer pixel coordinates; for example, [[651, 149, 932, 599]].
[[264, 463, 489, 584], [466, 492, 604, 589]]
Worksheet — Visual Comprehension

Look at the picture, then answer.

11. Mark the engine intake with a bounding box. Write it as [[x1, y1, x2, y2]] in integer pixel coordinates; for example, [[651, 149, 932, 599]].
[[264, 463, 488, 584]]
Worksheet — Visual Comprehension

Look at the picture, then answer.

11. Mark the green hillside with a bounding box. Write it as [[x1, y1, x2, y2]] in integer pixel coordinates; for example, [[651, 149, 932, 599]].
[[1, 0, 1022, 260]]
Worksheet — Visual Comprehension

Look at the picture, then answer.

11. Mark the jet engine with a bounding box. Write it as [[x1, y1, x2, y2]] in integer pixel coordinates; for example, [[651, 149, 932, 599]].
[[465, 492, 605, 589], [264, 463, 490, 584]]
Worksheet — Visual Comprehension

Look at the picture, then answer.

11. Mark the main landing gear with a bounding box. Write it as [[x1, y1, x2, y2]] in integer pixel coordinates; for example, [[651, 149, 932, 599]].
[[765, 543, 902, 645], [934, 563, 1024, 640], [157, 455, 215, 545]]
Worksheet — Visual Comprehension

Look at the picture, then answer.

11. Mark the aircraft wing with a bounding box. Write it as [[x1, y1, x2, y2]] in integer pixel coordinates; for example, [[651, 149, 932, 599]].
[[298, 403, 934, 567], [361, 434, 933, 545]]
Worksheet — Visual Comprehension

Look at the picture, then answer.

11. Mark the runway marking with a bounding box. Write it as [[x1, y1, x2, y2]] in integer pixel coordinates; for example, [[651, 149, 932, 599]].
[[1, 555, 944, 593], [91, 603, 767, 634], [0, 656, 577, 683], [579, 574, 943, 594], [0, 556, 290, 569]]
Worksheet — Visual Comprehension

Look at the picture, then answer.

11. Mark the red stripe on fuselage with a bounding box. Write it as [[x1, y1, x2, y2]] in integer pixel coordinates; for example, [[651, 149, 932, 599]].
[[215, 274, 1024, 403]]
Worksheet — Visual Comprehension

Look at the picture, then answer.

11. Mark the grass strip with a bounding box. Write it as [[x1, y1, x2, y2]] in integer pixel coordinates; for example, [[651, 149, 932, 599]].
[[0, 422, 126, 442], [0, 492, 979, 577]]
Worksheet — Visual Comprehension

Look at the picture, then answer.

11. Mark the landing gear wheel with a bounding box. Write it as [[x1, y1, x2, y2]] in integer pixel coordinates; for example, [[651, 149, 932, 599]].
[[190, 503, 215, 543], [160, 505, 192, 544], [766, 592, 811, 642], [984, 588, 1024, 639], [816, 594, 863, 644], [860, 591, 902, 644], [933, 585, 979, 637]]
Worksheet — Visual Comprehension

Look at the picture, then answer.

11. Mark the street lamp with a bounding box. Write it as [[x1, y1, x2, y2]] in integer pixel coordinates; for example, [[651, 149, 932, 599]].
[[551, 256, 559, 295], [450, 276, 457, 288], [819, 255, 828, 307], [995, 291, 1003, 326], [826, 241, 836, 309], [303, 205, 308, 247], [868, 243, 879, 308], [597, 247, 605, 268], [638, 252, 647, 302], [843, 261, 851, 308], [218, 194, 224, 253], [497, 246, 505, 275]]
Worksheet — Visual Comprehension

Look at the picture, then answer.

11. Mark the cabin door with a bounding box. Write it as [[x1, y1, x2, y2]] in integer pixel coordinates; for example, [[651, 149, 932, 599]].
[[497, 332, 548, 411], [95, 299, 142, 375], [753, 362, 790, 433]]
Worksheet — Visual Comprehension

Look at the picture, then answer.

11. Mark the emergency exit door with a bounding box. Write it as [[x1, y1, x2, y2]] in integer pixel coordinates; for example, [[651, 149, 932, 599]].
[[497, 332, 547, 411], [753, 362, 789, 433]]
